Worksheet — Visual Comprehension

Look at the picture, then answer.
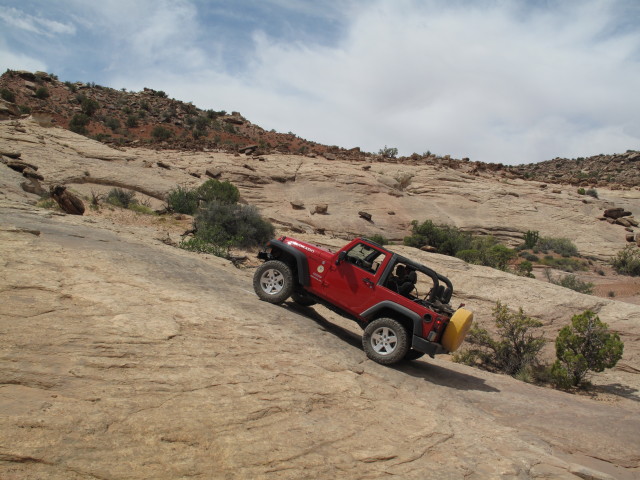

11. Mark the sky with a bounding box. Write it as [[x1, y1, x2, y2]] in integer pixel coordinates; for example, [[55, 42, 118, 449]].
[[1, 0, 639, 165]]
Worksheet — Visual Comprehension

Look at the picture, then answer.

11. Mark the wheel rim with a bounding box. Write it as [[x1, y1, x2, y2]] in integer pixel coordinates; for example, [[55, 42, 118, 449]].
[[370, 326, 398, 355], [259, 268, 285, 295]]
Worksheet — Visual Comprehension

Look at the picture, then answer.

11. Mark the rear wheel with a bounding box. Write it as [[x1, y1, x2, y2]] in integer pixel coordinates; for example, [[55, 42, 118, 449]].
[[362, 317, 410, 365], [253, 260, 294, 304]]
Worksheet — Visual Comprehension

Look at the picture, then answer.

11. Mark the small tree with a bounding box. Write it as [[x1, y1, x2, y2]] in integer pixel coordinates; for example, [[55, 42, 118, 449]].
[[612, 245, 640, 276], [378, 145, 398, 158], [196, 179, 239, 205], [523, 230, 539, 249], [35, 87, 50, 99], [455, 301, 545, 377], [551, 311, 623, 388]]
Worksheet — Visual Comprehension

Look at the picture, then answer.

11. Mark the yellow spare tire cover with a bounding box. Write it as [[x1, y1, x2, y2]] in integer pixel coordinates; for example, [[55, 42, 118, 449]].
[[441, 308, 473, 353]]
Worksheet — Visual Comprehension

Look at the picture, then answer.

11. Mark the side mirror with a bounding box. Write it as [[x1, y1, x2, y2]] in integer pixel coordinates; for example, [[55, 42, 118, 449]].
[[336, 251, 347, 265]]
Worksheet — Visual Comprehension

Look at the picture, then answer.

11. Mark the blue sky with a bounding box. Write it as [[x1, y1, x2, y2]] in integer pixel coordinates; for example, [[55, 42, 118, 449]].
[[1, 0, 639, 164]]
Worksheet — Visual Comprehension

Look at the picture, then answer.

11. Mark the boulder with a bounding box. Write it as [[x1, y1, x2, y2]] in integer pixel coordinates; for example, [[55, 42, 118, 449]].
[[358, 211, 372, 221], [205, 168, 222, 179], [22, 167, 44, 181], [290, 201, 305, 210], [50, 185, 85, 215], [21, 178, 47, 196], [604, 208, 631, 219], [314, 204, 328, 215]]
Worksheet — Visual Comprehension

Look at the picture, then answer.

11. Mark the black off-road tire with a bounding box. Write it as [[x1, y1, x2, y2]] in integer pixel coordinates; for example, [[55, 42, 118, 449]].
[[291, 290, 316, 307], [253, 260, 294, 304], [403, 349, 425, 361], [362, 317, 410, 365]]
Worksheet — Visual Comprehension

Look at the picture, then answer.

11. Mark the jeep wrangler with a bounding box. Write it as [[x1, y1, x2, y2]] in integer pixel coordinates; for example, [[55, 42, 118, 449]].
[[253, 236, 473, 365]]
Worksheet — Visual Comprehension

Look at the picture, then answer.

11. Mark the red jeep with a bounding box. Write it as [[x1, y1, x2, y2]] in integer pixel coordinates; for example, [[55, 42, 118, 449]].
[[253, 236, 473, 365]]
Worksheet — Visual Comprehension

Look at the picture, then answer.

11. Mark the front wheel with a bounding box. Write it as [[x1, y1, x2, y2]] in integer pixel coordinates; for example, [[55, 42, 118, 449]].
[[362, 318, 410, 365], [253, 260, 294, 304]]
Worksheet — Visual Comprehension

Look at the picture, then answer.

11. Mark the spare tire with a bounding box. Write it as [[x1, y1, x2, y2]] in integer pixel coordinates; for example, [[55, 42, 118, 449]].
[[441, 308, 473, 353]]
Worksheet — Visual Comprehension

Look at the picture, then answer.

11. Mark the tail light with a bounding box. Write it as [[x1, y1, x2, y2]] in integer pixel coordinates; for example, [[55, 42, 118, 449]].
[[427, 316, 445, 341]]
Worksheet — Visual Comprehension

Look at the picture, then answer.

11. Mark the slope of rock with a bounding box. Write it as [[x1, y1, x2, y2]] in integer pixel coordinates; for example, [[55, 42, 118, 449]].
[[1, 204, 639, 480]]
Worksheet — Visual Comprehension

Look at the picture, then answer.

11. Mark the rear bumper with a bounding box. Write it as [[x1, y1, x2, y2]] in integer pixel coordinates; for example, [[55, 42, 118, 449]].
[[412, 335, 446, 358]]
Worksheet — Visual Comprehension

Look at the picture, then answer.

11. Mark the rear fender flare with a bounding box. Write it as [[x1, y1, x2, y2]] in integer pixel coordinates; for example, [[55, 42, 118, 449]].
[[359, 301, 422, 334]]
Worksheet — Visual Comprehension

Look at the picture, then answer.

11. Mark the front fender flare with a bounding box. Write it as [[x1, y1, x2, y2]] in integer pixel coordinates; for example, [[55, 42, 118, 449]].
[[267, 239, 310, 286]]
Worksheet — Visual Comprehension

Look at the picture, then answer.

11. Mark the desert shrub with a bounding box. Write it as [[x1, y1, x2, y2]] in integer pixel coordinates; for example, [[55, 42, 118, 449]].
[[35, 87, 49, 99], [453, 301, 545, 378], [126, 115, 138, 128], [128, 203, 155, 215], [105, 117, 120, 131], [166, 185, 199, 214], [69, 113, 89, 134], [536, 237, 579, 257], [152, 126, 172, 140], [18, 105, 31, 114], [612, 245, 640, 276], [550, 311, 623, 388], [194, 201, 274, 249], [81, 97, 99, 116], [378, 145, 398, 158], [456, 238, 515, 271], [520, 252, 539, 262], [64, 81, 77, 93], [577, 187, 586, 195], [106, 188, 137, 208], [404, 220, 473, 256], [368, 234, 389, 245], [538, 256, 587, 272], [523, 230, 539, 249], [516, 261, 534, 278], [196, 179, 239, 205], [549, 273, 594, 294], [585, 188, 598, 199], [405, 220, 516, 270], [179, 237, 231, 258], [1, 88, 15, 102]]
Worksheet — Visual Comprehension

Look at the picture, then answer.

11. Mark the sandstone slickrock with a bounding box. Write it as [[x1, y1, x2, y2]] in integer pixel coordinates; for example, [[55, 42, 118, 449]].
[[1, 119, 640, 479]]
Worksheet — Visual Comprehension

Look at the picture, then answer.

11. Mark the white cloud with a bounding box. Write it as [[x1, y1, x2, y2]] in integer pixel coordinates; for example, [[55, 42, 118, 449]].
[[2, 0, 639, 164], [0, 7, 75, 37], [0, 38, 47, 72]]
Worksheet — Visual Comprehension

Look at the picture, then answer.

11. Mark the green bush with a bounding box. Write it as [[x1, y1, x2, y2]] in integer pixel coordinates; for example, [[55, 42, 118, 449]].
[[585, 188, 598, 199], [536, 237, 579, 257], [194, 202, 274, 249], [612, 245, 640, 276], [166, 185, 199, 214], [551, 311, 623, 388], [18, 105, 31, 114], [453, 301, 545, 377], [523, 230, 539, 249], [456, 239, 515, 271], [538, 256, 587, 272], [577, 187, 586, 195], [126, 115, 138, 128], [367, 234, 389, 245], [35, 87, 50, 99], [81, 97, 99, 116], [1, 88, 15, 102], [404, 220, 473, 256], [196, 179, 239, 205], [105, 117, 121, 131], [550, 274, 593, 294], [152, 125, 172, 140], [516, 261, 534, 278], [106, 188, 137, 208], [69, 113, 90, 134], [179, 237, 231, 258]]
